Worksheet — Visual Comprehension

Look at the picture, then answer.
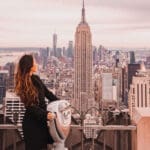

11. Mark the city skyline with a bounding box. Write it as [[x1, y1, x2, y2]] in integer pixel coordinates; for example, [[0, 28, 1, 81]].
[[0, 0, 150, 48]]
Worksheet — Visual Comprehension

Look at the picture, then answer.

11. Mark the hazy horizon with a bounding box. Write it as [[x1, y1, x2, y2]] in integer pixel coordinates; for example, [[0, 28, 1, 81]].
[[0, 0, 150, 48]]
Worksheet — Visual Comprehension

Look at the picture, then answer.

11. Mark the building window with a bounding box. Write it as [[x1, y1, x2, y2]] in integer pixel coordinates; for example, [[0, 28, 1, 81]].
[[133, 88, 135, 94], [145, 84, 147, 107], [137, 84, 139, 107], [141, 84, 143, 107]]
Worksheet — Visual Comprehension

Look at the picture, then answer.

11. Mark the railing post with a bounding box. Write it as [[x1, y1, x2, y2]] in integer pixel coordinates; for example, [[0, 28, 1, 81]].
[[92, 129, 94, 150], [125, 131, 128, 150], [103, 131, 106, 150], [114, 131, 117, 150], [2, 129, 5, 150], [81, 112, 84, 150], [12, 129, 16, 150]]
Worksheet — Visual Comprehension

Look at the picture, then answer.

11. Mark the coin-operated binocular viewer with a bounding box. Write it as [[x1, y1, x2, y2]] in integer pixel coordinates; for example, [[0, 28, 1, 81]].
[[47, 100, 71, 150]]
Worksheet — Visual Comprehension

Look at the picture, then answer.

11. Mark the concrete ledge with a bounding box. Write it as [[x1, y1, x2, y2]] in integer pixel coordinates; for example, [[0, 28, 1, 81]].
[[132, 108, 150, 150]]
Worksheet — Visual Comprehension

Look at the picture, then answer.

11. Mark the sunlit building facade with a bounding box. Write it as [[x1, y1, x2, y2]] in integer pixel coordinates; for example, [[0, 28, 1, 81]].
[[74, 0, 93, 111], [129, 63, 150, 118]]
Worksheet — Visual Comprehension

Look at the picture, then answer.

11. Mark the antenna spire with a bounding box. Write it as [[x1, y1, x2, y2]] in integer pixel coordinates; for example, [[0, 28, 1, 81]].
[[82, 0, 86, 23], [83, 0, 85, 9]]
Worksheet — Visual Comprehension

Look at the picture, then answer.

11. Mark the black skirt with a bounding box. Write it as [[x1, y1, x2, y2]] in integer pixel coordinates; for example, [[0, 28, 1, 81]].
[[23, 111, 54, 150]]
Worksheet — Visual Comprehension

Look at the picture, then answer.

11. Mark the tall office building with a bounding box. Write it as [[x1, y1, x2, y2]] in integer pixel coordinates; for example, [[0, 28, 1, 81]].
[[46, 47, 50, 57], [4, 62, 15, 89], [146, 56, 150, 69], [93, 46, 98, 64], [102, 73, 113, 101], [40, 48, 49, 69], [74, 0, 93, 111], [67, 41, 73, 58], [121, 65, 128, 105], [128, 63, 150, 118], [128, 51, 140, 90], [62, 47, 66, 57], [115, 51, 120, 68], [53, 33, 57, 57], [4, 92, 25, 125], [4, 92, 25, 137], [101, 72, 119, 102], [129, 51, 136, 64], [128, 64, 140, 90], [0, 70, 8, 104], [129, 63, 150, 150], [57, 48, 63, 58], [98, 45, 107, 61]]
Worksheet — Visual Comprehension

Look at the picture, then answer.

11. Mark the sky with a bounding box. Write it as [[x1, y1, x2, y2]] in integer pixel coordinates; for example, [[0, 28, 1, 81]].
[[0, 0, 150, 48]]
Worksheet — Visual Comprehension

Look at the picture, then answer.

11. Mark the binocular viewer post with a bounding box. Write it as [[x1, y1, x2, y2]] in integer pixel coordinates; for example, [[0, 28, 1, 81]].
[[47, 100, 72, 150]]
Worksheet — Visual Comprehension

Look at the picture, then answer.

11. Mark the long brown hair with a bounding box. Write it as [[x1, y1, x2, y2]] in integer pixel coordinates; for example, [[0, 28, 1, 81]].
[[15, 54, 38, 107]]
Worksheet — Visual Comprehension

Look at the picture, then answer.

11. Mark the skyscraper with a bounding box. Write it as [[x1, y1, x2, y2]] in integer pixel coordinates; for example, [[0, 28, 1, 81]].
[[121, 65, 128, 105], [0, 70, 8, 104], [146, 56, 150, 69], [129, 63, 150, 150], [98, 45, 107, 61], [4, 91, 25, 137], [102, 73, 113, 101], [74, 0, 93, 111], [128, 63, 150, 118], [93, 46, 97, 64], [67, 41, 73, 58], [115, 51, 120, 68], [128, 63, 140, 90], [46, 47, 50, 57], [4, 62, 15, 89], [129, 51, 136, 64], [53, 33, 57, 57]]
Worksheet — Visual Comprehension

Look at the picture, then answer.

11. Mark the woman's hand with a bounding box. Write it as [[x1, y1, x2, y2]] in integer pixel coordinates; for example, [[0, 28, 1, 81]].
[[47, 112, 56, 121]]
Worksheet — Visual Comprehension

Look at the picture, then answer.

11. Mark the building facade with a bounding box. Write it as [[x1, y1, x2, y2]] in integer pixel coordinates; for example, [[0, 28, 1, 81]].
[[67, 41, 73, 58], [4, 92, 25, 137], [128, 64, 150, 118], [102, 73, 113, 101], [53, 33, 57, 57], [74, 0, 93, 111], [0, 70, 8, 104], [4, 62, 15, 89], [128, 63, 140, 90]]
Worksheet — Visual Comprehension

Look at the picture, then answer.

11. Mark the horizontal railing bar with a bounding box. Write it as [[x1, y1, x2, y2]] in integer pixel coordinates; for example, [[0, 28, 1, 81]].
[[0, 124, 136, 131], [71, 125, 136, 130], [0, 124, 22, 130]]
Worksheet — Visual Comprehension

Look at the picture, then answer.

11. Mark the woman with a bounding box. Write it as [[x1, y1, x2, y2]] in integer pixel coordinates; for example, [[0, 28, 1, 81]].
[[15, 54, 59, 150]]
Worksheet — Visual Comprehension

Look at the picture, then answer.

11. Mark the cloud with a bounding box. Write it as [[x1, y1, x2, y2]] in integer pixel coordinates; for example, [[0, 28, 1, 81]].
[[0, 0, 150, 47]]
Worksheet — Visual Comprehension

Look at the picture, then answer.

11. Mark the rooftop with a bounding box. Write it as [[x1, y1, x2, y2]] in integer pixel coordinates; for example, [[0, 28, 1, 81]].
[[0, 70, 9, 74], [5, 92, 19, 99], [132, 108, 150, 124], [134, 108, 150, 117]]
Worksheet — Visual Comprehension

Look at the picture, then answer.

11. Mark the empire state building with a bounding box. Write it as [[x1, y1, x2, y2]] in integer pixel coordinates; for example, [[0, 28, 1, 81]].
[[74, 0, 93, 111]]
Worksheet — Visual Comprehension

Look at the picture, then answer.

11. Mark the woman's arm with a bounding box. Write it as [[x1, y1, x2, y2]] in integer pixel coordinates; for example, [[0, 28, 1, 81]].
[[43, 84, 59, 102], [32, 75, 59, 102]]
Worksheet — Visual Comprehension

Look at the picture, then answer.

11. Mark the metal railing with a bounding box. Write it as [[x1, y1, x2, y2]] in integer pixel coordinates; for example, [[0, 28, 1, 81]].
[[0, 124, 136, 150], [71, 124, 136, 150], [0, 124, 22, 150], [0, 105, 136, 150]]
